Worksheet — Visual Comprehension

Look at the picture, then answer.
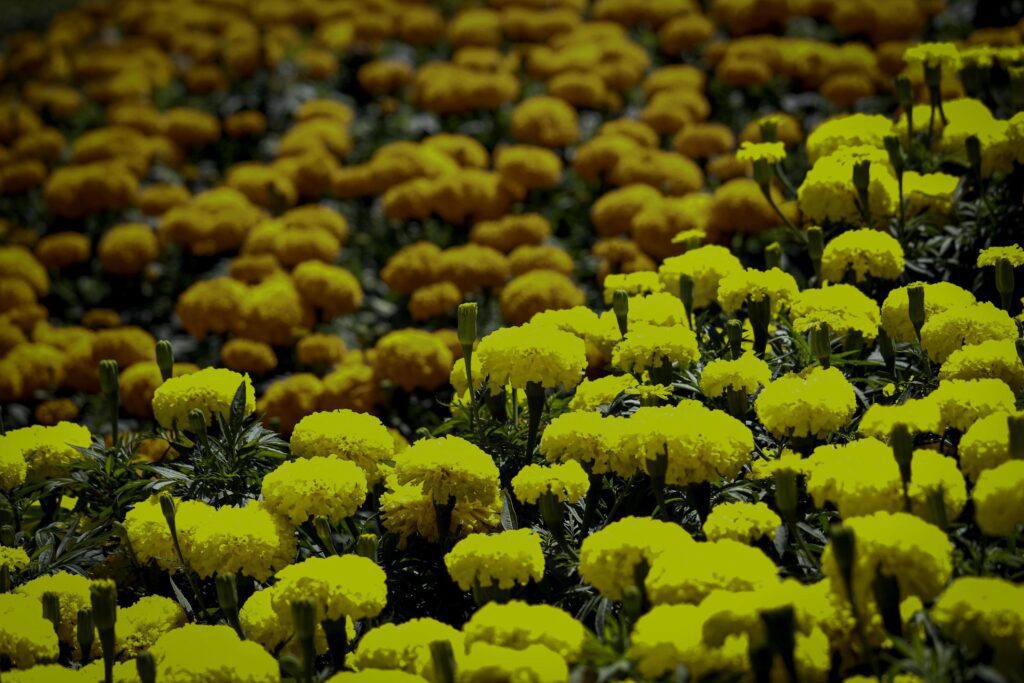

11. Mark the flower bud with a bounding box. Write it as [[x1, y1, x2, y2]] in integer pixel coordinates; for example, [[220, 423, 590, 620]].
[[621, 585, 645, 622], [830, 525, 856, 598], [747, 296, 771, 358], [42, 591, 61, 631], [759, 119, 778, 143], [457, 302, 478, 349], [215, 573, 238, 615], [810, 324, 831, 368], [156, 340, 174, 382], [884, 136, 904, 176], [612, 289, 629, 337], [187, 408, 207, 437], [77, 608, 95, 663], [890, 424, 914, 483], [852, 160, 871, 222], [356, 533, 379, 561], [761, 605, 797, 668], [774, 470, 798, 523], [806, 226, 823, 279], [314, 516, 338, 556], [159, 493, 177, 536], [966, 135, 983, 175], [995, 259, 1015, 303], [907, 284, 926, 340], [895, 76, 913, 111], [752, 159, 773, 196], [430, 640, 457, 683], [677, 274, 694, 323], [872, 568, 903, 637], [99, 359, 119, 398], [136, 651, 157, 683], [925, 489, 948, 530], [878, 329, 896, 375], [90, 579, 117, 632], [725, 319, 743, 360], [764, 242, 782, 271]]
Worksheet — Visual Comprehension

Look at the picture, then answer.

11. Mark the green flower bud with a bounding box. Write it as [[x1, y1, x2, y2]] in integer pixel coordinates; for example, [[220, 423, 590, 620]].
[[759, 119, 778, 143], [725, 319, 743, 360], [878, 329, 896, 374], [314, 516, 338, 556], [187, 408, 207, 438], [677, 274, 694, 324], [810, 324, 831, 368], [612, 289, 629, 337], [99, 359, 119, 398], [136, 651, 157, 683], [764, 242, 782, 271], [966, 135, 983, 174], [430, 640, 457, 683], [42, 592, 61, 631], [90, 580, 117, 632], [884, 135, 904, 175], [156, 340, 174, 382], [292, 599, 317, 641], [830, 525, 856, 599], [356, 533, 379, 561], [907, 284, 926, 340], [457, 302, 478, 349], [872, 569, 903, 637], [774, 470, 798, 523], [78, 608, 95, 663]]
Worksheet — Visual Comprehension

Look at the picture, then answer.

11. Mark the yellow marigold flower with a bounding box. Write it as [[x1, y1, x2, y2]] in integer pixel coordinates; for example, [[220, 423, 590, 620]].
[[798, 146, 898, 225], [290, 409, 394, 482], [717, 267, 798, 315], [437, 244, 509, 293], [97, 223, 160, 276], [908, 449, 966, 522], [755, 367, 856, 439], [409, 281, 461, 321], [188, 501, 296, 581], [658, 245, 743, 309], [352, 618, 463, 680], [34, 232, 90, 269], [941, 340, 1024, 393], [645, 540, 779, 606], [463, 601, 589, 662], [568, 374, 640, 411], [92, 325, 155, 368], [821, 228, 905, 283], [700, 353, 771, 398], [904, 171, 959, 216], [152, 367, 255, 429], [736, 141, 786, 163], [15, 571, 90, 644], [234, 274, 311, 347], [374, 329, 453, 392], [445, 529, 544, 591], [500, 270, 585, 325], [254, 373, 323, 435], [511, 460, 590, 505], [271, 554, 387, 622], [977, 245, 1024, 268], [704, 502, 781, 544], [221, 338, 277, 375], [636, 404, 755, 485], [0, 545, 29, 573], [326, 671, 427, 683], [791, 283, 881, 340], [395, 436, 499, 504], [603, 272, 664, 304], [495, 145, 562, 190], [628, 603, 746, 679], [477, 323, 586, 392], [541, 412, 634, 476], [612, 323, 699, 374], [149, 624, 279, 682], [261, 456, 367, 524], [380, 479, 499, 547], [0, 422, 91, 483], [880, 282, 976, 343], [858, 398, 942, 440], [176, 277, 248, 339], [381, 242, 443, 295], [932, 577, 1024, 666], [806, 114, 894, 163], [511, 96, 580, 148], [973, 460, 1024, 537], [903, 42, 961, 71], [822, 512, 952, 623], [33, 398, 79, 427], [805, 438, 903, 518], [960, 410, 1024, 481], [470, 213, 549, 253], [0, 245, 48, 295], [296, 333, 346, 368], [460, 642, 566, 683], [579, 516, 693, 601], [508, 245, 573, 277], [0, 594, 59, 668], [749, 450, 807, 481], [319, 364, 379, 415], [293, 260, 363, 321], [929, 378, 1015, 433], [120, 361, 198, 419], [123, 495, 211, 571], [115, 595, 187, 659], [622, 292, 690, 329]]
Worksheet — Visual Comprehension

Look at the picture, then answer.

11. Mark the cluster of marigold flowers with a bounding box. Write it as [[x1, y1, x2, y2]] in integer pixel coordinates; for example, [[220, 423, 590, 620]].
[[2, 0, 1024, 681]]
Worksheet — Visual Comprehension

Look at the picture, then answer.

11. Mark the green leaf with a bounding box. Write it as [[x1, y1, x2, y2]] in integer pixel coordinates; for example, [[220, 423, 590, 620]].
[[500, 489, 518, 531], [229, 381, 247, 430]]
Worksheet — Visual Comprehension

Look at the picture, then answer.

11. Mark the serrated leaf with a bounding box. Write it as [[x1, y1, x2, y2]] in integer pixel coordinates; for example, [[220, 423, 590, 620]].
[[229, 381, 247, 430], [500, 489, 518, 530], [168, 575, 194, 618]]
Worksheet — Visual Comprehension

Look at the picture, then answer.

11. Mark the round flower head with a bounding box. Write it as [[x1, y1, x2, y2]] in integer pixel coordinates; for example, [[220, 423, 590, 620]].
[[326, 671, 428, 682], [380, 478, 500, 547], [821, 228, 905, 283], [858, 398, 942, 441], [15, 572, 90, 644], [0, 422, 91, 483], [351, 618, 463, 680], [932, 577, 1024, 664], [540, 411, 635, 477], [736, 141, 786, 164], [920, 302, 1017, 363], [806, 115, 894, 163], [374, 329, 453, 392], [822, 512, 952, 624], [716, 267, 798, 315], [463, 601, 589, 662], [149, 624, 279, 683], [658, 245, 743, 309], [805, 439, 903, 518], [115, 595, 188, 659], [790, 284, 881, 340], [977, 245, 1024, 268], [579, 516, 693, 601], [459, 642, 567, 683], [568, 374, 640, 411], [755, 367, 856, 439], [290, 410, 394, 482], [973, 460, 1024, 537], [929, 378, 1015, 432], [624, 292, 691, 328], [0, 545, 29, 574], [477, 323, 586, 393], [645, 540, 779, 606], [700, 353, 771, 398], [703, 502, 781, 544], [798, 146, 898, 225], [187, 502, 296, 581], [0, 594, 59, 668], [612, 323, 699, 374], [960, 410, 1024, 481], [603, 272, 665, 304], [123, 496, 214, 571], [881, 282, 976, 343], [511, 460, 590, 505], [940, 340, 1024, 393], [629, 602, 750, 679], [152, 368, 255, 429], [261, 456, 368, 524], [271, 554, 387, 622], [903, 42, 961, 71], [395, 435, 499, 504], [444, 529, 544, 591], [908, 449, 967, 523]]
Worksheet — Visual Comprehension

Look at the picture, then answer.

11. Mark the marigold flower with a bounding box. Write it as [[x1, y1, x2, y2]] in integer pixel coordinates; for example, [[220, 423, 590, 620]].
[[755, 367, 856, 439], [271, 555, 388, 622], [628, 602, 746, 678], [120, 361, 199, 419], [821, 228, 905, 283], [152, 368, 255, 429], [921, 302, 1017, 363], [501, 270, 585, 325], [791, 283, 881, 340], [262, 456, 367, 524], [929, 378, 1015, 433], [149, 624, 279, 682], [463, 601, 589, 662], [477, 323, 586, 392], [568, 374, 640, 411], [221, 338, 277, 375], [717, 267, 798, 315], [960, 410, 1024, 481], [645, 540, 779, 606], [511, 460, 590, 505], [374, 329, 453, 392], [973, 460, 1024, 537], [510, 96, 580, 147], [700, 353, 772, 398], [858, 398, 942, 441], [0, 422, 91, 484], [34, 232, 90, 269], [932, 577, 1024, 666], [612, 322, 699, 374], [290, 410, 394, 482], [445, 529, 544, 591], [351, 618, 463, 680], [380, 478, 500, 547], [659, 245, 743, 309], [187, 501, 296, 581], [880, 282, 976, 343], [703, 502, 781, 544], [0, 594, 59, 668], [395, 435, 499, 505], [580, 516, 693, 601], [97, 223, 160, 276]]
